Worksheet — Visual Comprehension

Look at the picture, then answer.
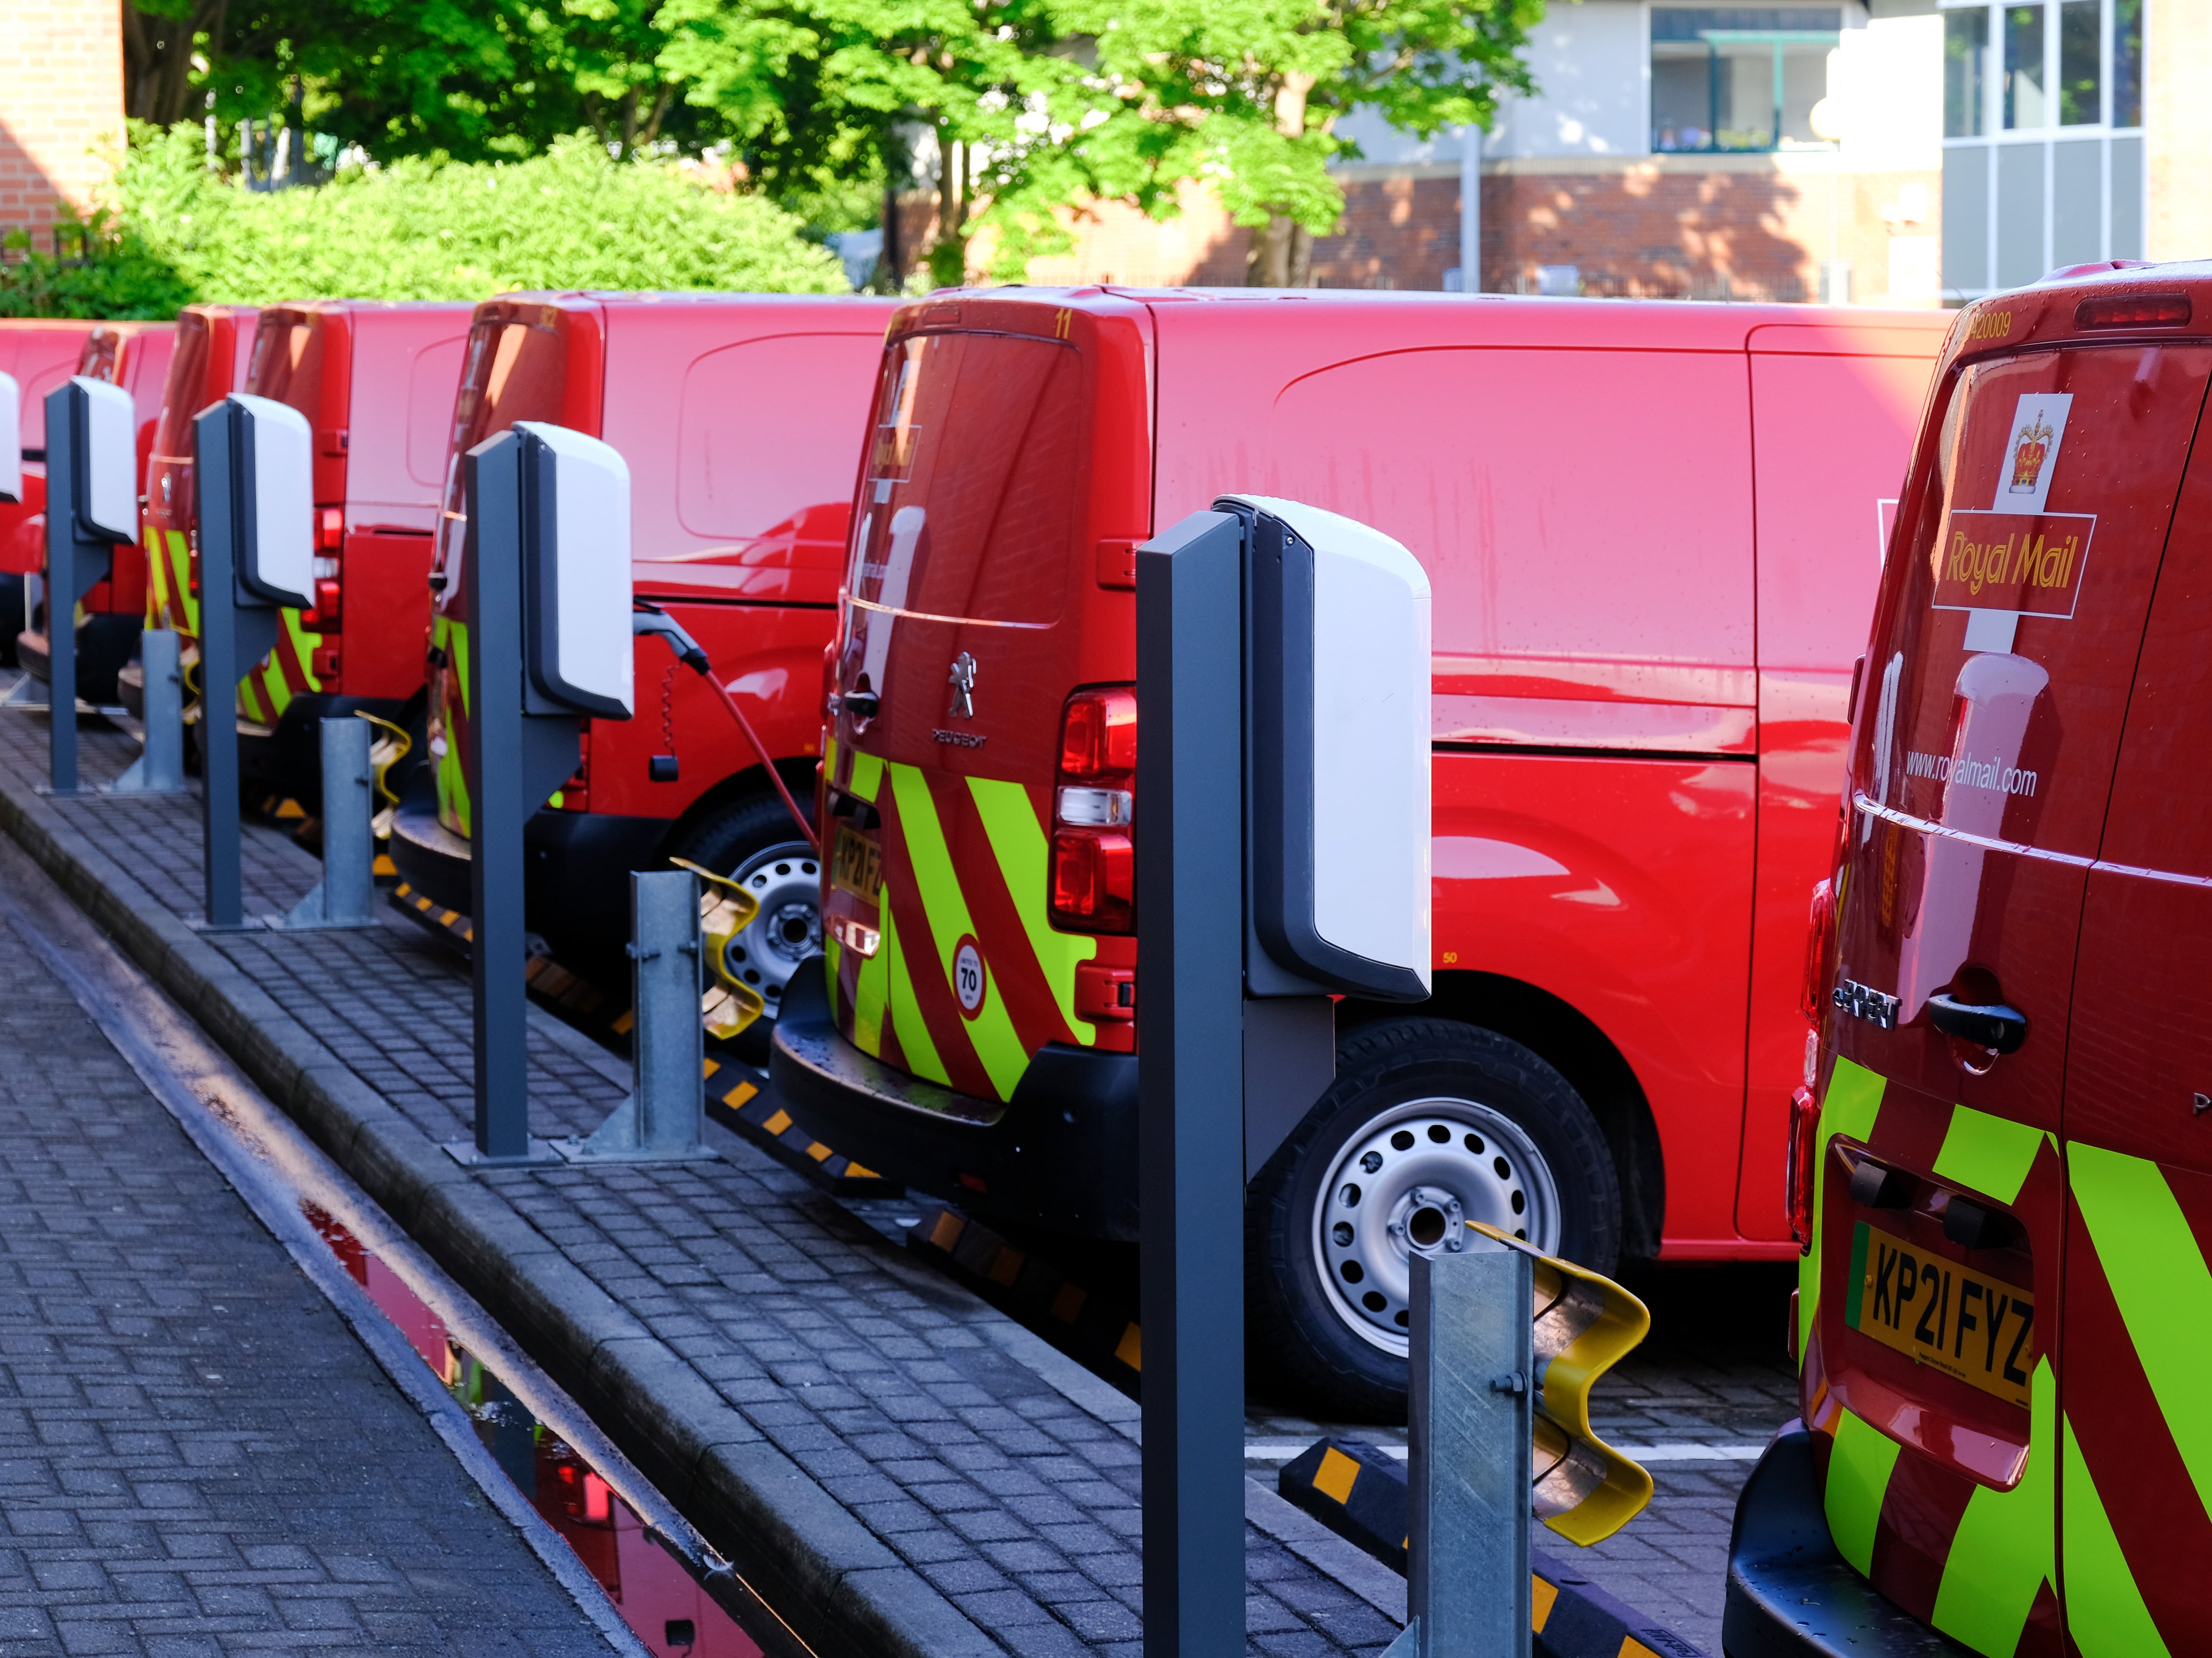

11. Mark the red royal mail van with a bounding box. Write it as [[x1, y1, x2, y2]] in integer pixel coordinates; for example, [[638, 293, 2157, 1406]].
[[9, 321, 173, 701], [390, 291, 898, 1042], [136, 301, 472, 800], [1728, 264, 2212, 1657], [777, 287, 1947, 1412], [0, 319, 97, 665], [126, 304, 261, 716]]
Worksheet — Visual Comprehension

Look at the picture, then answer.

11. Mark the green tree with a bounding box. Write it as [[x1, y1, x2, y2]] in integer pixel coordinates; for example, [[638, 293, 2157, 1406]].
[[123, 0, 710, 166], [1083, 0, 1544, 285], [0, 125, 848, 318]]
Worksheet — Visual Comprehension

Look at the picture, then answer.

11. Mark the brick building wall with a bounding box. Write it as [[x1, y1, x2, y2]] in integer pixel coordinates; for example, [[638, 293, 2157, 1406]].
[[980, 155, 1938, 306], [0, 0, 125, 242]]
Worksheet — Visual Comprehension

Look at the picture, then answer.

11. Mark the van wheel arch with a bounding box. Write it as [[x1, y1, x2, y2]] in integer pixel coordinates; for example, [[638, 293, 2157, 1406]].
[[1337, 970, 1664, 1261], [655, 755, 821, 860], [655, 758, 823, 1062]]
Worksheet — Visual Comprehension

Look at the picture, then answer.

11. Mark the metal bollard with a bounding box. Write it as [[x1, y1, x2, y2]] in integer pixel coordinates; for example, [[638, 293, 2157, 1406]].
[[560, 868, 716, 1164], [104, 629, 186, 795], [1385, 1247, 1536, 1658], [270, 717, 377, 929]]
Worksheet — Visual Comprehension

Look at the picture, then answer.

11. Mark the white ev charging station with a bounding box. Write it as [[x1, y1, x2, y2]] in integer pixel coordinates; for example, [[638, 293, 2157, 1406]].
[[1135, 494, 1431, 1657], [42, 376, 140, 794], [191, 392, 316, 925], [0, 371, 21, 505], [455, 420, 636, 1166]]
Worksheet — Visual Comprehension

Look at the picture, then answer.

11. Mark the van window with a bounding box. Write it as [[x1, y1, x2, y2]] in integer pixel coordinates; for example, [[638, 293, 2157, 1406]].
[[676, 334, 880, 543], [847, 331, 1083, 627], [248, 314, 324, 421], [1264, 348, 1754, 674], [1855, 344, 2212, 862]]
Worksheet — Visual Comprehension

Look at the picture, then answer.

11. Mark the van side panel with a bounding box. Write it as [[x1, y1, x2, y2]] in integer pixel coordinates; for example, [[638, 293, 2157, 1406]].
[[1430, 750, 1754, 1246], [1737, 334, 1945, 1240], [1152, 302, 1760, 1254]]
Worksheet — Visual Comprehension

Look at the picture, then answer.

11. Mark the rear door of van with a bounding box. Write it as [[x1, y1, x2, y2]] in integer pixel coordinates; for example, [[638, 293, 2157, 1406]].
[[824, 301, 1150, 1104], [1740, 318, 1945, 1240], [1816, 325, 2209, 1654], [2057, 338, 2212, 1652], [338, 310, 468, 700], [428, 299, 604, 841], [240, 308, 351, 727]]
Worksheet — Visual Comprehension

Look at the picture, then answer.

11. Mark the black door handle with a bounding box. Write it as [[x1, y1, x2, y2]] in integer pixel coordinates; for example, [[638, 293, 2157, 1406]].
[[1927, 992, 2028, 1055], [843, 691, 880, 719]]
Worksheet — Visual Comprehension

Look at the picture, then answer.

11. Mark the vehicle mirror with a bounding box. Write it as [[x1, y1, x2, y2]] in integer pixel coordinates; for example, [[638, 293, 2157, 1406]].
[[1228, 493, 1432, 1001], [223, 393, 314, 609], [0, 371, 19, 503], [514, 420, 634, 720], [72, 375, 138, 543]]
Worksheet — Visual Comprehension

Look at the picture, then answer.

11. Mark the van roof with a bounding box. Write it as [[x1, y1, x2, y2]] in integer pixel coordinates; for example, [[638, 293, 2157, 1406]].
[[895, 285, 1953, 354], [485, 290, 896, 313]]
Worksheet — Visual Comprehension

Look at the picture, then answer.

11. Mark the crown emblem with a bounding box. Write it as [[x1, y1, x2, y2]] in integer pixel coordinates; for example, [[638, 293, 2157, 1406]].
[[2008, 415, 2054, 493]]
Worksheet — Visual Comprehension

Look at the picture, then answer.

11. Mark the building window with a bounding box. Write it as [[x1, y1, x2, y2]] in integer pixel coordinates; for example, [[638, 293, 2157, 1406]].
[[1939, 0, 2149, 298], [1943, 0, 2142, 134], [1651, 7, 1845, 153], [2111, 0, 2142, 127], [1946, 7, 1990, 136]]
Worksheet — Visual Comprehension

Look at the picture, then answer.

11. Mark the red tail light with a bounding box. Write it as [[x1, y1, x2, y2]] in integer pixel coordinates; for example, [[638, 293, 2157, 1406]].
[[1800, 878, 1836, 1022], [316, 507, 345, 551], [1786, 1084, 1821, 1254], [299, 577, 343, 633], [1051, 686, 1137, 932]]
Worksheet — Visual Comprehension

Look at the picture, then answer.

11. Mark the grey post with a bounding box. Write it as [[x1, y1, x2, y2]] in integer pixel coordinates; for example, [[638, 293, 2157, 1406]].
[[104, 628, 186, 794], [192, 401, 281, 930], [1387, 1247, 1536, 1658], [560, 868, 715, 1163], [453, 430, 576, 1166], [270, 717, 376, 928], [41, 382, 113, 795], [1134, 510, 1250, 1658]]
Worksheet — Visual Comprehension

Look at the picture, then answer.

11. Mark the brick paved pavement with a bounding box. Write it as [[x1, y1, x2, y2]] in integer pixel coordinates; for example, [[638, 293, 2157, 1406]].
[[0, 706, 1786, 1658], [0, 851, 616, 1654], [0, 712, 1413, 1657]]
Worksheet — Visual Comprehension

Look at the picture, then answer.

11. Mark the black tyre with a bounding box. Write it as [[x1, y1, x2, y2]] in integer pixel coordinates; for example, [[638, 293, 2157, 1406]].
[[1247, 1017, 1621, 1418], [662, 784, 821, 1063]]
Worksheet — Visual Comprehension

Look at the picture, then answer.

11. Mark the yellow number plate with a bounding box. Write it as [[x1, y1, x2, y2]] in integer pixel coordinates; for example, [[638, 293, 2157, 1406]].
[[833, 826, 882, 901], [1845, 1221, 2035, 1409]]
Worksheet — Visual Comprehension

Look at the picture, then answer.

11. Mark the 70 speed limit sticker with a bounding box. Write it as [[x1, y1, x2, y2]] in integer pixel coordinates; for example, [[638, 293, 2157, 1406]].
[[953, 937, 986, 1018]]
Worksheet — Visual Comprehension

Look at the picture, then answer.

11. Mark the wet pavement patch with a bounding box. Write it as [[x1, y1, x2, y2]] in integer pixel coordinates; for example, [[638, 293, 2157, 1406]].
[[305, 1201, 761, 1658]]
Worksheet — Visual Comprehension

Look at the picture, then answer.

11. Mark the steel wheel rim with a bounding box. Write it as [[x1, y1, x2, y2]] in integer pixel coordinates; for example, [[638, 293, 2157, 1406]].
[[1309, 1095, 1563, 1357], [720, 840, 821, 1011]]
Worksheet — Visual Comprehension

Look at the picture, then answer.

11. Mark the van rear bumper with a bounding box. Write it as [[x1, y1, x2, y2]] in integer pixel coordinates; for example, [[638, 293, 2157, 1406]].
[[770, 957, 1139, 1240], [1724, 1425, 1973, 1658], [387, 795, 669, 942]]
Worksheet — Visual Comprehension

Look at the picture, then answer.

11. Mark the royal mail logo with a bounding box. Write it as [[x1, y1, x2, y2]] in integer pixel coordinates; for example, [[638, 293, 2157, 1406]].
[[1995, 393, 2072, 514], [2007, 414, 2054, 494], [1932, 510, 2095, 618]]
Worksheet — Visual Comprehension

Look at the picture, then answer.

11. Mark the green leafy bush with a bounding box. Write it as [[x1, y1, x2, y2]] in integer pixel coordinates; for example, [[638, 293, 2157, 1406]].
[[0, 125, 848, 318]]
